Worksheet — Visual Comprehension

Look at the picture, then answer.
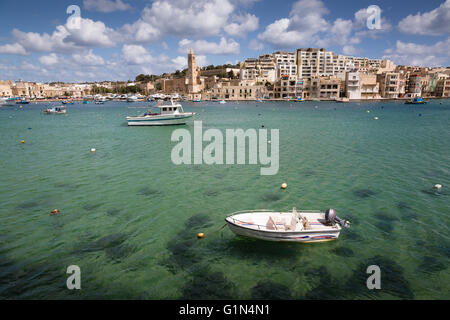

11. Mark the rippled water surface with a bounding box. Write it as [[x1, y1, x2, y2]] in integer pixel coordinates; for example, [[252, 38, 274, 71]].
[[0, 100, 449, 299]]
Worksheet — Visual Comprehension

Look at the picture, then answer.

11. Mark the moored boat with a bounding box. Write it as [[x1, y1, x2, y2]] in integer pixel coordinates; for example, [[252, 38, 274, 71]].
[[127, 100, 195, 126], [43, 106, 67, 114], [225, 208, 350, 243], [405, 97, 427, 104]]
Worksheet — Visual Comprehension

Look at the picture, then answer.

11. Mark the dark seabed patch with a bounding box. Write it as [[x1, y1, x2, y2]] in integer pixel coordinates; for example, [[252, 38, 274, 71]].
[[162, 214, 213, 273], [375, 221, 394, 234], [353, 189, 377, 198], [105, 243, 136, 262], [180, 267, 234, 300], [54, 182, 80, 190], [82, 203, 104, 211], [418, 256, 447, 274], [397, 202, 411, 210], [375, 212, 399, 222], [74, 233, 128, 254], [345, 255, 414, 299], [106, 208, 122, 216], [16, 201, 40, 210], [302, 266, 342, 300], [332, 247, 354, 257], [261, 193, 282, 202], [204, 190, 219, 197], [138, 187, 161, 197], [251, 281, 292, 300], [340, 230, 362, 241]]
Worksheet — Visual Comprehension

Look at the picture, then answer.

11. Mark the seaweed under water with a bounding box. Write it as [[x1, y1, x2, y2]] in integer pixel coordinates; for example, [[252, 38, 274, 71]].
[[251, 281, 292, 300], [353, 189, 377, 198]]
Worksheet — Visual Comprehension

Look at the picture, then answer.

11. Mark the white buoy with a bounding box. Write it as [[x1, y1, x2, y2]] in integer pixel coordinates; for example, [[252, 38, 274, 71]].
[[90, 148, 96, 152], [434, 184, 442, 191], [374, 117, 379, 120], [281, 183, 287, 189]]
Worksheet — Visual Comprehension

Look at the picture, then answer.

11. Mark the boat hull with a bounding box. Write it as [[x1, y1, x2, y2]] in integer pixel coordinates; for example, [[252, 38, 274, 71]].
[[127, 114, 194, 126], [226, 221, 340, 243]]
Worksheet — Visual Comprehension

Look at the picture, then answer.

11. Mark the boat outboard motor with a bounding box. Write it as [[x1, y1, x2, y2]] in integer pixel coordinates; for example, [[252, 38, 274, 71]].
[[325, 209, 350, 228]]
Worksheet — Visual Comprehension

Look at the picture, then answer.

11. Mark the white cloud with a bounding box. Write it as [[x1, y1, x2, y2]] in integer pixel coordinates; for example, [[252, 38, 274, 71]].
[[122, 45, 154, 65], [178, 37, 240, 55], [257, 0, 330, 48], [120, 20, 161, 43], [224, 13, 259, 37], [83, 0, 131, 13], [383, 37, 450, 67], [398, 0, 450, 36], [140, 0, 234, 38], [72, 50, 105, 66], [0, 43, 27, 55], [39, 53, 59, 66], [342, 45, 359, 56], [249, 39, 264, 51], [7, 18, 116, 55]]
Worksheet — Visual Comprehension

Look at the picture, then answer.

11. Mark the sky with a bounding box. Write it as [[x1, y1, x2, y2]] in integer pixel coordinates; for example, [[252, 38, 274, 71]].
[[0, 0, 449, 83]]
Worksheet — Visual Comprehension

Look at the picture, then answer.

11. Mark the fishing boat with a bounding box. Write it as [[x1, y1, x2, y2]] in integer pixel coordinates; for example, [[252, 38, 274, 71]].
[[62, 100, 74, 105], [16, 99, 30, 104], [1, 97, 18, 106], [127, 100, 195, 126], [405, 97, 427, 104], [43, 106, 66, 114], [127, 95, 138, 102], [192, 99, 202, 103], [225, 208, 350, 243], [219, 100, 227, 104]]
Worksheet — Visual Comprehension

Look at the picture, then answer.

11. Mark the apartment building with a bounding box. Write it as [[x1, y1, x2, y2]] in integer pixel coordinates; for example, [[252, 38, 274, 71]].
[[273, 75, 303, 99], [209, 80, 266, 100], [360, 74, 380, 99], [377, 72, 402, 99], [240, 55, 277, 83], [436, 78, 450, 97], [310, 76, 341, 100], [0, 80, 13, 97], [406, 74, 423, 98], [345, 71, 361, 100]]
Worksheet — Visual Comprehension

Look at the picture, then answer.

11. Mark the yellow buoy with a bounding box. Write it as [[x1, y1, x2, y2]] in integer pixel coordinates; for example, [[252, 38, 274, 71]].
[[21, 140, 25, 144], [197, 233, 205, 239], [281, 183, 288, 189]]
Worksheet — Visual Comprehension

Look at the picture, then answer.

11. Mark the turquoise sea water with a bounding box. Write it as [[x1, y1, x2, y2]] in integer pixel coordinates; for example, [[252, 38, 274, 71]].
[[0, 100, 449, 300]]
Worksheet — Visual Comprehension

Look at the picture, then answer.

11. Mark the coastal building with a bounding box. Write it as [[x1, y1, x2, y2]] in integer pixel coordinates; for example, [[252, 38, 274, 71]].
[[209, 80, 266, 100], [0, 80, 13, 97], [162, 48, 205, 97], [406, 74, 423, 98], [377, 72, 402, 99], [240, 54, 277, 83], [310, 75, 341, 100], [360, 74, 380, 100], [345, 71, 361, 100], [436, 78, 450, 97], [273, 75, 303, 99]]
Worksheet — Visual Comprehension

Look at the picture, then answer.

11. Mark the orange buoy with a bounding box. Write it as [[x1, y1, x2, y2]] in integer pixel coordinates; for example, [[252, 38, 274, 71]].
[[197, 233, 205, 239], [21, 140, 25, 144], [50, 209, 59, 215]]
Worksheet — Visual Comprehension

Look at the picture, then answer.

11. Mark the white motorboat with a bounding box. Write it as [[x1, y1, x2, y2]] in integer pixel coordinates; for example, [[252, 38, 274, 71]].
[[127, 100, 195, 126], [43, 106, 67, 114], [219, 100, 227, 104], [225, 208, 350, 243], [127, 95, 138, 102]]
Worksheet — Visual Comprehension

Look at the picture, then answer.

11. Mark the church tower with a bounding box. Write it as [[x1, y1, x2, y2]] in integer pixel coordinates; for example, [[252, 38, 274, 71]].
[[186, 48, 201, 93]]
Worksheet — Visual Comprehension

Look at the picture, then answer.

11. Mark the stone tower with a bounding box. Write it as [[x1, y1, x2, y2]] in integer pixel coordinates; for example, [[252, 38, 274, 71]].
[[186, 48, 201, 93]]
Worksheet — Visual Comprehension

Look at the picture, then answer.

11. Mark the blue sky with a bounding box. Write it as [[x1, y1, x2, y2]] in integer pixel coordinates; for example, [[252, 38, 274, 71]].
[[0, 0, 449, 82]]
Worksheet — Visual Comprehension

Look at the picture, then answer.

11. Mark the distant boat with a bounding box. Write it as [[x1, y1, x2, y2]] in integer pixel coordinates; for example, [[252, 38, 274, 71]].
[[296, 97, 304, 102], [219, 100, 226, 104], [83, 100, 90, 104], [192, 99, 202, 103], [127, 99, 195, 126], [43, 106, 66, 114], [0, 97, 17, 106], [405, 97, 427, 104], [62, 100, 74, 105], [127, 95, 138, 102], [16, 99, 29, 104], [226, 208, 350, 243]]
